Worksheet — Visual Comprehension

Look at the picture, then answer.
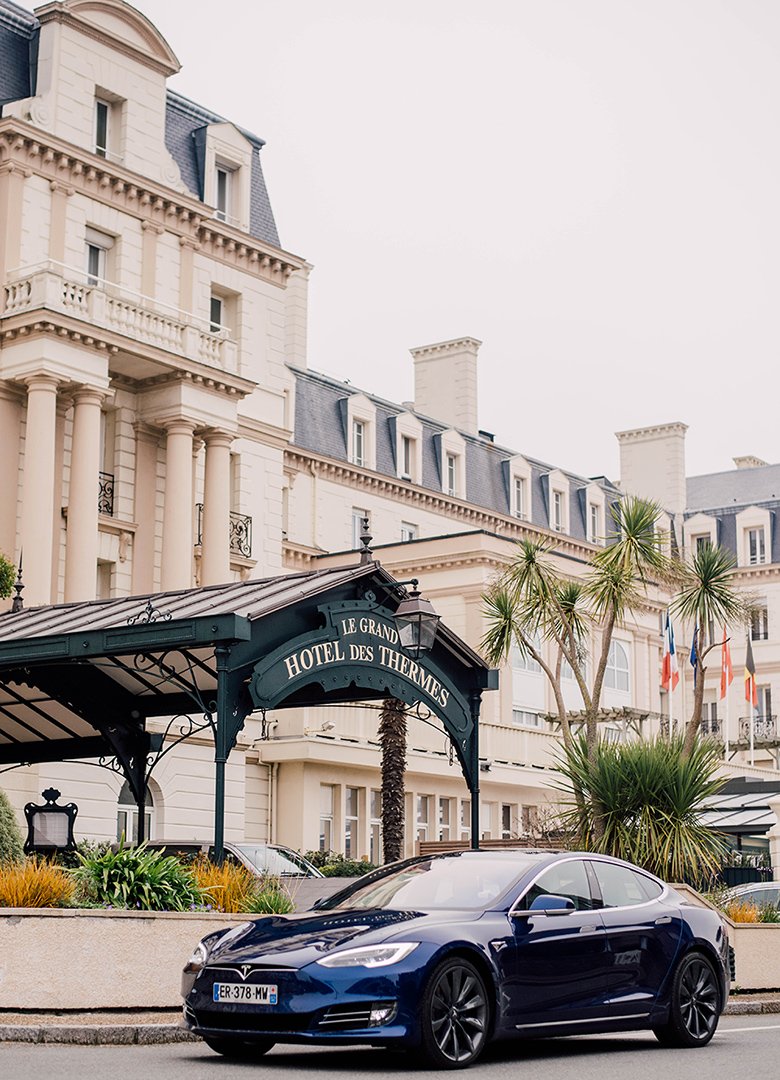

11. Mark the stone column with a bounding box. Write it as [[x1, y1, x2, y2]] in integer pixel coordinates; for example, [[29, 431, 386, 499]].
[[0, 164, 28, 283], [20, 375, 60, 605], [48, 181, 73, 266], [0, 386, 22, 564], [132, 423, 159, 595], [200, 430, 233, 586], [64, 388, 105, 602], [160, 419, 196, 591]]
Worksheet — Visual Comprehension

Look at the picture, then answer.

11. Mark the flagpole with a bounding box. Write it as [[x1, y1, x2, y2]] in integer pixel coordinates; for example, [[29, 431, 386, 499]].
[[724, 679, 730, 758]]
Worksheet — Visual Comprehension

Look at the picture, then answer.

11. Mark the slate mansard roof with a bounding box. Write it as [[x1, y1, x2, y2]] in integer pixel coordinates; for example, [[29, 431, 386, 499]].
[[290, 366, 622, 542], [686, 463, 780, 565], [0, 1, 279, 247]]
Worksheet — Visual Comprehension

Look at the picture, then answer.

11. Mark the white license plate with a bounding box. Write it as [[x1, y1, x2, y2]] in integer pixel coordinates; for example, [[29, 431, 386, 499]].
[[213, 982, 278, 1005]]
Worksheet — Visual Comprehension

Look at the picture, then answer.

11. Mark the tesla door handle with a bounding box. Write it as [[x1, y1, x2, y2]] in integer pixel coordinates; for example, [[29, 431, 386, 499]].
[[654, 916, 672, 925], [579, 925, 605, 934]]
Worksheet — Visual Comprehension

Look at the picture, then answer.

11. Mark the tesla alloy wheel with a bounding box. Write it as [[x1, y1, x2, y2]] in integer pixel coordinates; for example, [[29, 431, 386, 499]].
[[653, 951, 720, 1048], [420, 957, 489, 1068]]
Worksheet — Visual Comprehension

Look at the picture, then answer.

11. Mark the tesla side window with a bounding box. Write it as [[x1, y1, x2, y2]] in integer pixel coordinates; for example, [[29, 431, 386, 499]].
[[591, 861, 662, 907], [519, 859, 594, 911]]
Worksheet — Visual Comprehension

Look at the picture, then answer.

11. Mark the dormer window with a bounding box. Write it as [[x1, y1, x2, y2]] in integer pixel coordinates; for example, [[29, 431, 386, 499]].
[[215, 164, 233, 223], [93, 92, 123, 163], [553, 491, 564, 532], [748, 527, 766, 565], [513, 476, 526, 520], [446, 454, 457, 496], [439, 429, 466, 499], [401, 435, 414, 480], [352, 420, 366, 467]]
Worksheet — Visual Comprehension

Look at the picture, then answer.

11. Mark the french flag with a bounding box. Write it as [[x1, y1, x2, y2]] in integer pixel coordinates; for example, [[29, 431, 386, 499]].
[[661, 612, 680, 691]]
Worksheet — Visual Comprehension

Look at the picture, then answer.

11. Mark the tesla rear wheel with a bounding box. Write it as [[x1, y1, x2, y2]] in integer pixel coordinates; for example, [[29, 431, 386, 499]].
[[203, 1036, 275, 1059], [420, 957, 489, 1069], [653, 951, 720, 1048]]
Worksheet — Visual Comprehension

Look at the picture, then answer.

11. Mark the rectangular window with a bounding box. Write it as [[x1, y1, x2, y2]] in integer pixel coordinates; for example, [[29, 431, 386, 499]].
[[446, 454, 457, 496], [438, 797, 451, 841], [215, 165, 232, 222], [501, 803, 514, 839], [758, 685, 773, 722], [400, 521, 417, 543], [370, 789, 382, 865], [751, 607, 769, 642], [512, 708, 543, 728], [513, 476, 526, 519], [352, 420, 365, 467], [352, 508, 368, 550], [588, 504, 600, 543], [748, 527, 766, 565], [694, 534, 710, 553], [521, 805, 539, 836], [401, 435, 413, 479], [345, 787, 359, 859], [85, 228, 114, 286], [209, 295, 223, 333], [460, 799, 471, 843], [553, 491, 564, 532], [480, 801, 491, 841], [701, 701, 719, 736], [319, 784, 335, 853], [95, 99, 110, 158], [416, 795, 430, 843]]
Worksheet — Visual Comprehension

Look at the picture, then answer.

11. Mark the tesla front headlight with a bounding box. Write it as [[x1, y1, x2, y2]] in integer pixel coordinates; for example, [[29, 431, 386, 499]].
[[316, 942, 419, 969], [184, 939, 209, 976]]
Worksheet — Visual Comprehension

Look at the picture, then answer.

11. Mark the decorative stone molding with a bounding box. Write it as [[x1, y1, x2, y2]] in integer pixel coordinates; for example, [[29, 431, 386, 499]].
[[0, 120, 304, 286]]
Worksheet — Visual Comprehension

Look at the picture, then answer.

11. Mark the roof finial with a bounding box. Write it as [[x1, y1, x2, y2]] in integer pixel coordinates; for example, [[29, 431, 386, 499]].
[[359, 516, 374, 564], [11, 551, 24, 614]]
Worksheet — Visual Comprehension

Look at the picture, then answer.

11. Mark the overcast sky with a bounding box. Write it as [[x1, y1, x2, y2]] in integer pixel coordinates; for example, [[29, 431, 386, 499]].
[[24, 1, 780, 480]]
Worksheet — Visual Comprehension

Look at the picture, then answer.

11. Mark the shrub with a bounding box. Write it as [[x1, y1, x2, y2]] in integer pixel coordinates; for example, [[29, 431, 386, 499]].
[[244, 877, 294, 915], [0, 788, 24, 865], [72, 840, 202, 911], [304, 850, 377, 877], [0, 857, 75, 908], [723, 899, 761, 923], [0, 552, 15, 600], [757, 903, 780, 924], [191, 858, 258, 913]]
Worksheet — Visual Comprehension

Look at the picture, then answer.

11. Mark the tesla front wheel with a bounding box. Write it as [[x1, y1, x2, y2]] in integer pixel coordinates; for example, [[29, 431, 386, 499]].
[[420, 957, 489, 1069], [203, 1035, 275, 1059], [653, 951, 720, 1048]]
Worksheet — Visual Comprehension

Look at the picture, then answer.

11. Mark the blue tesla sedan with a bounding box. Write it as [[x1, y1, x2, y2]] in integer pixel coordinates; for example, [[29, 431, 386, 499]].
[[181, 849, 730, 1068]]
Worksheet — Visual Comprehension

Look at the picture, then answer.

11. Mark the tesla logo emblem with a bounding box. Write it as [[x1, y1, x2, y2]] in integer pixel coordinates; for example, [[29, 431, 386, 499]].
[[240, 965, 253, 979]]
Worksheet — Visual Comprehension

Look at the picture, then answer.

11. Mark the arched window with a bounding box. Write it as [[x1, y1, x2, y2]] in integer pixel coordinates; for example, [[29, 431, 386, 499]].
[[116, 780, 155, 844], [511, 634, 542, 674], [605, 641, 630, 692]]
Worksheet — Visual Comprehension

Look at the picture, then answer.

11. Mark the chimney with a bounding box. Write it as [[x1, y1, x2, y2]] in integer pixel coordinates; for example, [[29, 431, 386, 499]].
[[411, 337, 481, 435], [733, 455, 768, 470], [615, 421, 688, 515]]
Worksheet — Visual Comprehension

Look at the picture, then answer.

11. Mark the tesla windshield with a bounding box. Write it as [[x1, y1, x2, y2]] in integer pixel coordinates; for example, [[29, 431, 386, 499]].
[[319, 854, 542, 911]]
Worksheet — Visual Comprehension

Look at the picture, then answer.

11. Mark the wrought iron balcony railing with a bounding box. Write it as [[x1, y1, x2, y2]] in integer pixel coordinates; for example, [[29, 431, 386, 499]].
[[98, 471, 114, 517], [3, 261, 239, 375], [195, 504, 253, 559], [739, 714, 777, 742]]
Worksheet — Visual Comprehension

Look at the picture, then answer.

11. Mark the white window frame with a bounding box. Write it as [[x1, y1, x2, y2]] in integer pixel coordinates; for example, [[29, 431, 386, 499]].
[[95, 98, 110, 158], [116, 780, 154, 844], [369, 789, 382, 864], [400, 521, 418, 543], [351, 508, 368, 550], [438, 797, 452, 841], [204, 123, 254, 231], [460, 799, 471, 843], [416, 794, 431, 843], [545, 469, 570, 534], [440, 429, 466, 499], [393, 412, 423, 484], [319, 784, 336, 853], [605, 640, 631, 693], [514, 476, 527, 520], [215, 163, 233, 223], [85, 227, 114, 286], [736, 507, 772, 568], [352, 419, 365, 467], [751, 605, 769, 642], [346, 394, 377, 470], [344, 786, 359, 859], [683, 512, 718, 555], [749, 527, 766, 566]]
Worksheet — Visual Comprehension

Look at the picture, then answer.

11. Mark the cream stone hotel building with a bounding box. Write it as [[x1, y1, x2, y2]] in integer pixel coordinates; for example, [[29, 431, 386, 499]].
[[1, 1, 778, 863]]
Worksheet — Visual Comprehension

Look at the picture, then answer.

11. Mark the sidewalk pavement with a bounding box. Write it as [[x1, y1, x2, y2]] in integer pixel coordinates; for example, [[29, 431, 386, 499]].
[[1, 995, 779, 1044]]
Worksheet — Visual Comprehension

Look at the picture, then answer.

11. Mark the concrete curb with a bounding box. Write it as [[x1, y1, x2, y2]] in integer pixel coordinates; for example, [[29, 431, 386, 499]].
[[0, 1023, 198, 1045], [725, 999, 780, 1015]]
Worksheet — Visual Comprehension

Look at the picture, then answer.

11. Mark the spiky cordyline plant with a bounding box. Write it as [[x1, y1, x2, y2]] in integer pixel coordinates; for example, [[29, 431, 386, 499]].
[[378, 697, 407, 863], [555, 734, 728, 884]]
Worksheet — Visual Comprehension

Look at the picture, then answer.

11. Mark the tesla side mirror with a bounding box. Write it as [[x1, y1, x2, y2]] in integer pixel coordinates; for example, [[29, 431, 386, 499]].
[[513, 894, 576, 917], [311, 896, 326, 910]]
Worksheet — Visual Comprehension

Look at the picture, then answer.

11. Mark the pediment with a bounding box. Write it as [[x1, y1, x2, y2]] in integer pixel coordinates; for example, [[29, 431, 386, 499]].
[[55, 1, 181, 75]]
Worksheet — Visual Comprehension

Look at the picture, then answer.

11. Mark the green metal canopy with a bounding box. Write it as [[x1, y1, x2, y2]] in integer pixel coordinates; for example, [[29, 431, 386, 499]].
[[0, 560, 498, 857]]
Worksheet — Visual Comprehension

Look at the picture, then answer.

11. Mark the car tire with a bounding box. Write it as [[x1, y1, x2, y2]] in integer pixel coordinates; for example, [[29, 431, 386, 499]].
[[203, 1036, 275, 1059], [419, 957, 490, 1069], [652, 951, 720, 1048]]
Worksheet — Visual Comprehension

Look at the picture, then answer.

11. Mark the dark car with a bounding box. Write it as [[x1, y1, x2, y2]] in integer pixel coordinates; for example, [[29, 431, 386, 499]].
[[181, 849, 729, 1068]]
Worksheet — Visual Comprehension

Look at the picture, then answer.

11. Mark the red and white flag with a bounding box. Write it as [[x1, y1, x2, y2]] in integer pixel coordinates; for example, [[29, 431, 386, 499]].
[[720, 626, 733, 700], [661, 612, 680, 691]]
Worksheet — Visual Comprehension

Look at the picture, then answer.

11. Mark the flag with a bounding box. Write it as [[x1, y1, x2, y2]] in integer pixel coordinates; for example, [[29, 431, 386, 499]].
[[745, 635, 758, 708], [661, 612, 680, 691], [690, 625, 699, 687], [720, 626, 733, 700]]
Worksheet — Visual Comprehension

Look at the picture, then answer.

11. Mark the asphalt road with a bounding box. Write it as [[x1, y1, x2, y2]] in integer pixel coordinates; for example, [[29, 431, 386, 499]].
[[2, 1017, 780, 1080]]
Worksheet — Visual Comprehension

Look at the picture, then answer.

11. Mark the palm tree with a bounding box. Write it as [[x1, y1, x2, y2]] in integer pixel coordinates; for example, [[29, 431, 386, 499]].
[[482, 497, 673, 837], [670, 542, 746, 755], [378, 697, 407, 862], [556, 733, 728, 883]]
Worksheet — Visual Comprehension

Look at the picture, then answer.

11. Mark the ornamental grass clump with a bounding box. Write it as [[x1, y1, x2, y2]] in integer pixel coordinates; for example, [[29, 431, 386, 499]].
[[72, 840, 202, 911], [723, 899, 761, 923], [244, 876, 294, 915], [191, 857, 258, 913], [0, 857, 75, 908]]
